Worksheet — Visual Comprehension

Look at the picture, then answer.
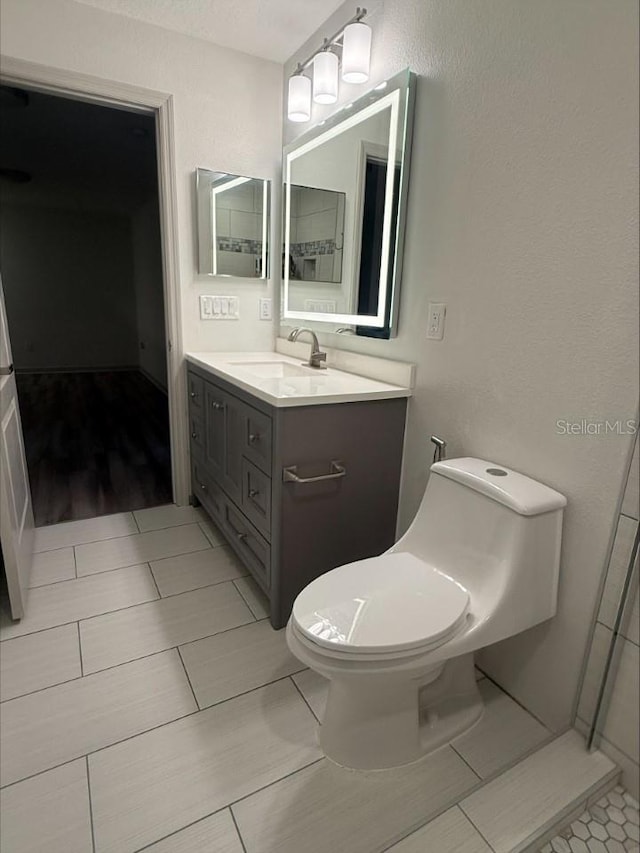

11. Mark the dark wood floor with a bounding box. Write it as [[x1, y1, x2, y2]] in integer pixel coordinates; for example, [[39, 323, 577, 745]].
[[17, 371, 172, 527]]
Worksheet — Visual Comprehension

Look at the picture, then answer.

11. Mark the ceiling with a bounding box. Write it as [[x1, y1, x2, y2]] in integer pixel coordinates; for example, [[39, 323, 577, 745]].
[[71, 0, 345, 63]]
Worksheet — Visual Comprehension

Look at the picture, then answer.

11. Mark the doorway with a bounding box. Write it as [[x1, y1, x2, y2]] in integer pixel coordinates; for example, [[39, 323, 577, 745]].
[[0, 86, 173, 525]]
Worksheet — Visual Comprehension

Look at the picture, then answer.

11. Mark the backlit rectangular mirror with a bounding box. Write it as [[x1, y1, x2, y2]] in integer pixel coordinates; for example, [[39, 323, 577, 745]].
[[282, 69, 415, 338], [196, 168, 270, 278]]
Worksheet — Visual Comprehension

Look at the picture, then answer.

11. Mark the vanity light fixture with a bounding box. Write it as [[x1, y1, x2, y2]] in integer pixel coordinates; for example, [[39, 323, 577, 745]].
[[287, 7, 371, 122], [288, 72, 312, 122], [342, 19, 372, 83], [313, 45, 339, 104]]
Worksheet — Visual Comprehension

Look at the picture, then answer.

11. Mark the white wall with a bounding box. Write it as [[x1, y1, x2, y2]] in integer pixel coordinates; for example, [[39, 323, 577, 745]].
[[284, 0, 639, 729], [0, 202, 138, 370], [132, 196, 167, 389], [0, 0, 283, 356]]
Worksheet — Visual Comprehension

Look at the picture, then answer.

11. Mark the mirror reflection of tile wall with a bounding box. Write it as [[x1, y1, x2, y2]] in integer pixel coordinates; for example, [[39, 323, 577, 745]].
[[215, 181, 264, 277], [288, 186, 345, 284], [576, 433, 639, 798]]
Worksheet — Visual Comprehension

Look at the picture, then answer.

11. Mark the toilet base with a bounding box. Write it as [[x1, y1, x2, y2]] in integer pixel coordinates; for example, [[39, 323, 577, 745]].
[[319, 653, 483, 771]]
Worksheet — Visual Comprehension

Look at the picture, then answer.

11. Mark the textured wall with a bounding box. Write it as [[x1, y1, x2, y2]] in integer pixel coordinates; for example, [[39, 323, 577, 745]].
[[284, 0, 639, 729], [0, 203, 138, 371]]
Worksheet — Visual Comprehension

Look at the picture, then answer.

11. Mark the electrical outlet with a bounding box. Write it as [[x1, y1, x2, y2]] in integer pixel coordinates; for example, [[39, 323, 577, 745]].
[[259, 297, 272, 320], [426, 302, 446, 340]]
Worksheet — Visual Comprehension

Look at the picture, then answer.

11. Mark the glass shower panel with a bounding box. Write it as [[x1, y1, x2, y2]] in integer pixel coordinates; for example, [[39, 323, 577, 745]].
[[575, 430, 639, 796]]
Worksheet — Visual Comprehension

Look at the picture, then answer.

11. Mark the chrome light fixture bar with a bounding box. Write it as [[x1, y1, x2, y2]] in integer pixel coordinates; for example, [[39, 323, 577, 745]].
[[287, 7, 371, 123]]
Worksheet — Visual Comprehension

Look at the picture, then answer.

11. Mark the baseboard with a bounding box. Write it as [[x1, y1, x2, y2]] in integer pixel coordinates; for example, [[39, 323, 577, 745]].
[[138, 367, 168, 394], [14, 366, 168, 396], [15, 365, 139, 375]]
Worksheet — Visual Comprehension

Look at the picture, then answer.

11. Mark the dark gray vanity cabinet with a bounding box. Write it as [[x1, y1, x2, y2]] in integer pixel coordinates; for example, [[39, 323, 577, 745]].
[[187, 362, 407, 628]]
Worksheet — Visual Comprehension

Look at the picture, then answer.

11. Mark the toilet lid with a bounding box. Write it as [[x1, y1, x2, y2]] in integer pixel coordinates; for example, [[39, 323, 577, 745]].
[[292, 552, 470, 655]]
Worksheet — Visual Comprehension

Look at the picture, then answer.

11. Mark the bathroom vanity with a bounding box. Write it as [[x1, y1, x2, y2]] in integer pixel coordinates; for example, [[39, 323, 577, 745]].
[[186, 351, 411, 628]]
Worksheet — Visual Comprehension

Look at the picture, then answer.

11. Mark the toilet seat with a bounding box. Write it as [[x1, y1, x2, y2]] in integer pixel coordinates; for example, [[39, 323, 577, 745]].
[[291, 552, 470, 657]]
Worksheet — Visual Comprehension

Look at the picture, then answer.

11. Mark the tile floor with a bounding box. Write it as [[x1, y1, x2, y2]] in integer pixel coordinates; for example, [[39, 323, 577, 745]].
[[0, 504, 577, 852], [541, 786, 639, 853]]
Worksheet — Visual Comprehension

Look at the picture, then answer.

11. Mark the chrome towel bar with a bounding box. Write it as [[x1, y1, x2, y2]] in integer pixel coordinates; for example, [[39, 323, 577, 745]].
[[283, 461, 346, 484]]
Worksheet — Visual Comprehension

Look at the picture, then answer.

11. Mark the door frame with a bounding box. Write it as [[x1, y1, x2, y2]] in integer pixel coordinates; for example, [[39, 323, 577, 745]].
[[0, 56, 189, 505]]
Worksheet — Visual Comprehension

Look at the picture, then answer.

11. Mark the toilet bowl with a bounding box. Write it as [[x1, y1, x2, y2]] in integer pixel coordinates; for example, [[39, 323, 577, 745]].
[[286, 457, 566, 770]]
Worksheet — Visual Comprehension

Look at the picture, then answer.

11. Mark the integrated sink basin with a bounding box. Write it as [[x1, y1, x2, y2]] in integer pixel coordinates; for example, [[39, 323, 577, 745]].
[[228, 360, 311, 379]]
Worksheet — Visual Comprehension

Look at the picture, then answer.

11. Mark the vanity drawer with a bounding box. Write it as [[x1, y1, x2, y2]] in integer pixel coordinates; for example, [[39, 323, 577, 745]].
[[188, 372, 204, 413], [241, 458, 271, 538], [189, 413, 205, 461], [192, 460, 224, 525], [242, 405, 272, 474], [222, 499, 270, 593]]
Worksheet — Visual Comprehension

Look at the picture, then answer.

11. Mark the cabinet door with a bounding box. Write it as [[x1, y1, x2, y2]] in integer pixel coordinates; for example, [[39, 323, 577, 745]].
[[204, 384, 226, 483], [188, 373, 204, 415], [203, 383, 243, 504], [189, 412, 205, 463], [221, 390, 243, 504]]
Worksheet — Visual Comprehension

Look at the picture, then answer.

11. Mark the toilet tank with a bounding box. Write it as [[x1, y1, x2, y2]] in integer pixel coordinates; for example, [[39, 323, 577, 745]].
[[395, 458, 567, 642]]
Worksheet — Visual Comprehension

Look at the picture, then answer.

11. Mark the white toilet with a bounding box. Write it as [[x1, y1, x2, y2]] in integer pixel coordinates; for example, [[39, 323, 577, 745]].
[[286, 457, 566, 770]]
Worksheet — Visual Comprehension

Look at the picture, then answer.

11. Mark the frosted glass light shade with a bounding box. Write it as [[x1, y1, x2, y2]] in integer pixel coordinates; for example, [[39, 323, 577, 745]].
[[313, 51, 339, 104], [288, 74, 311, 122], [342, 21, 371, 84]]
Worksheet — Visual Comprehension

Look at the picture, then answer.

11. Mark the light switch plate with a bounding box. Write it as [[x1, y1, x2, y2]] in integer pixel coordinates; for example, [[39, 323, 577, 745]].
[[200, 295, 240, 320]]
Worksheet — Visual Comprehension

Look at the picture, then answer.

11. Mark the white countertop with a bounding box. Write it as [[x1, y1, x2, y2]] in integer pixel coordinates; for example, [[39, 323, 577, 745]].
[[185, 352, 413, 408]]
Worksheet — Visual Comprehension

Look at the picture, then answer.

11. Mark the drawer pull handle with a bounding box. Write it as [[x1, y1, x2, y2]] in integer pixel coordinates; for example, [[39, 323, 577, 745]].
[[226, 517, 248, 541], [248, 432, 261, 444], [211, 401, 224, 410], [283, 461, 346, 484], [248, 488, 260, 498]]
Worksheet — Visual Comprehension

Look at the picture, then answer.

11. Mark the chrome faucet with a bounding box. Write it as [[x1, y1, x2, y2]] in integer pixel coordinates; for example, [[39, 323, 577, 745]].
[[287, 327, 327, 369]]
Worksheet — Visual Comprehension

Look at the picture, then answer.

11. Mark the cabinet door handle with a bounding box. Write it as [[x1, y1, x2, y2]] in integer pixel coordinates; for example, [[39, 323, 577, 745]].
[[236, 532, 248, 542], [191, 431, 199, 440], [190, 391, 198, 399], [248, 433, 260, 444], [283, 461, 346, 484], [211, 401, 224, 410], [200, 482, 207, 491], [248, 488, 260, 499]]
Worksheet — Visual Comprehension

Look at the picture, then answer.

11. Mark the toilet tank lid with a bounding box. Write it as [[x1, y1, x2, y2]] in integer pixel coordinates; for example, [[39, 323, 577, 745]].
[[431, 458, 567, 516]]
